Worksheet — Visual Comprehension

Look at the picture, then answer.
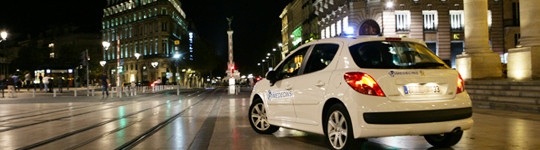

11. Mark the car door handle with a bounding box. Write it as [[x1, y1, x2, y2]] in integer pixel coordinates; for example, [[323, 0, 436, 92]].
[[285, 84, 293, 90], [315, 80, 325, 87]]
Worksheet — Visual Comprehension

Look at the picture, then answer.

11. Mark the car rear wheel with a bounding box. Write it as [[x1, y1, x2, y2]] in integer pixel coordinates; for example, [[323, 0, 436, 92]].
[[424, 130, 463, 147], [249, 99, 279, 134], [325, 104, 356, 150]]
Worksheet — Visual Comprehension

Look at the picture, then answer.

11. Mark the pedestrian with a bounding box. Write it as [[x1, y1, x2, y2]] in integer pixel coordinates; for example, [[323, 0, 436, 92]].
[[39, 74, 43, 91], [25, 72, 31, 91], [100, 73, 109, 98], [48, 76, 54, 93], [57, 76, 63, 93], [11, 74, 19, 91], [43, 75, 50, 92]]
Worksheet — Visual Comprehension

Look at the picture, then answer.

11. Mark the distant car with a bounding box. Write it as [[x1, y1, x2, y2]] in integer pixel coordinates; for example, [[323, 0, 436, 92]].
[[249, 36, 473, 150], [137, 81, 150, 86]]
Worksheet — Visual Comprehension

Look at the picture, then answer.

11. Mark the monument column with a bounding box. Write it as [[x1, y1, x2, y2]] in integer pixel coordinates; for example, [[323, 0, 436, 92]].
[[507, 0, 540, 80], [456, 0, 502, 79]]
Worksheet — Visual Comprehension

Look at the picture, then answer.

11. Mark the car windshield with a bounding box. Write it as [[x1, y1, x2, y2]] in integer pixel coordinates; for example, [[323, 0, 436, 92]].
[[349, 41, 449, 69]]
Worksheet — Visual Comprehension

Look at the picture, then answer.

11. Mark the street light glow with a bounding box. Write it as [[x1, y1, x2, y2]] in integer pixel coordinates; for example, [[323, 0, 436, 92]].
[[278, 43, 283, 47], [134, 53, 141, 59], [100, 60, 106, 67], [273, 48, 276, 52], [386, 1, 394, 8], [173, 52, 181, 59], [102, 41, 110, 50], [267, 53, 271, 56], [1, 31, 7, 40], [151, 62, 159, 68]]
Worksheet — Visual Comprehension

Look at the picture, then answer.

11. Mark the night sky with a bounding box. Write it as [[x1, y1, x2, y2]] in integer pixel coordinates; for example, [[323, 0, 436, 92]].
[[0, 0, 290, 76]]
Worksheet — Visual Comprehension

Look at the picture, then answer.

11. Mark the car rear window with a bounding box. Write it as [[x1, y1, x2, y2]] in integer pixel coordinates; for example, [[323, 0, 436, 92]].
[[349, 41, 449, 69]]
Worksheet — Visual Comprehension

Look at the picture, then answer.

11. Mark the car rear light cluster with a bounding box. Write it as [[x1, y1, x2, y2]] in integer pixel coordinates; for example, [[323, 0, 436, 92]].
[[344, 72, 385, 96], [456, 73, 465, 94]]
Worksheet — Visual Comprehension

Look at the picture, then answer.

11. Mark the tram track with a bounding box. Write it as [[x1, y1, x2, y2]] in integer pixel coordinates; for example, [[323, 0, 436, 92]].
[[0, 90, 202, 124], [0, 90, 204, 132], [15, 89, 215, 150]]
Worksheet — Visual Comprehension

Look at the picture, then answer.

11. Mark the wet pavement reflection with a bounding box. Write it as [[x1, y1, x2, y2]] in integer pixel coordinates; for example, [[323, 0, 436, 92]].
[[0, 88, 538, 149]]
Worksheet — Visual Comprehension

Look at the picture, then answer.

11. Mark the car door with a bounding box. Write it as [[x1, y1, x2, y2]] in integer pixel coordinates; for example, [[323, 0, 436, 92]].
[[290, 43, 341, 126], [266, 46, 310, 124]]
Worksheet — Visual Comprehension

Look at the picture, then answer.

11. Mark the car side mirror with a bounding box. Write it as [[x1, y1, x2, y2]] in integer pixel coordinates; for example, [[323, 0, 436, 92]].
[[266, 71, 278, 85]]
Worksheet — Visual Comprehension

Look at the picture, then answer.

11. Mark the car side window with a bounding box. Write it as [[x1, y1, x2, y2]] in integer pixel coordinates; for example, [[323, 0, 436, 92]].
[[276, 46, 309, 80], [303, 44, 339, 74]]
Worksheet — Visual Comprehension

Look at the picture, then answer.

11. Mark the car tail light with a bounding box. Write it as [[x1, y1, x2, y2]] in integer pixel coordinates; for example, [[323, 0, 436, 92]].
[[344, 72, 385, 96], [456, 73, 465, 94], [385, 37, 401, 41], [151, 83, 155, 87]]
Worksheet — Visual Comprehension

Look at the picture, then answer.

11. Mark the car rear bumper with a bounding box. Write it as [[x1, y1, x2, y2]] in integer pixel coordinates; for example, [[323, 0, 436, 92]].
[[363, 107, 472, 124], [355, 117, 473, 138]]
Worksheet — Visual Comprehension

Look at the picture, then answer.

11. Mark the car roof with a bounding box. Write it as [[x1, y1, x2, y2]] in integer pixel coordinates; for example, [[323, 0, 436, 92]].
[[310, 36, 427, 47], [287, 36, 427, 57]]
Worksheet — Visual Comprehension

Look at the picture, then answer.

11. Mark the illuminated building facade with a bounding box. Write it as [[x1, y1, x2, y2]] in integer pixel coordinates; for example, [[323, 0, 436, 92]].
[[280, 0, 509, 69], [101, 0, 189, 84]]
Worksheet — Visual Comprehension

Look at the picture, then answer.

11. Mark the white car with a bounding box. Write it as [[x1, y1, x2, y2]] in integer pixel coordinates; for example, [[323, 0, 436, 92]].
[[249, 36, 473, 150]]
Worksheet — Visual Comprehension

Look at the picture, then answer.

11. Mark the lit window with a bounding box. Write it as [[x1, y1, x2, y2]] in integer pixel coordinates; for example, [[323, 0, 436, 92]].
[[488, 10, 492, 28], [395, 10, 411, 31], [450, 10, 464, 30], [325, 26, 330, 39], [155, 38, 158, 54], [422, 10, 438, 31], [337, 20, 342, 35], [343, 16, 349, 30], [321, 29, 326, 39], [331, 23, 336, 37]]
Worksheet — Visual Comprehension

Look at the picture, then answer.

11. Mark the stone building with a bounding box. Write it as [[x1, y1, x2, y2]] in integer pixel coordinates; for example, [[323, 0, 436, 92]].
[[102, 0, 189, 84], [280, 0, 508, 68]]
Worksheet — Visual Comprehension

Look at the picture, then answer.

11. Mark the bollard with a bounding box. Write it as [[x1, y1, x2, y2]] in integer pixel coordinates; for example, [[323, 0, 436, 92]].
[[53, 90, 56, 97], [87, 89, 90, 96], [74, 90, 77, 97], [142, 87, 146, 93], [92, 89, 95, 96], [177, 88, 180, 96], [124, 87, 129, 96]]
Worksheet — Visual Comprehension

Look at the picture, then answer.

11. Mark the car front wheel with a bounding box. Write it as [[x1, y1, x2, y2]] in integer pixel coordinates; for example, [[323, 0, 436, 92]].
[[249, 99, 279, 134], [424, 129, 463, 147]]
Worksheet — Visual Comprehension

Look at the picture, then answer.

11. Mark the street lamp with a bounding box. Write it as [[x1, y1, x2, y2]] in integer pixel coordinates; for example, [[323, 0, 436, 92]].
[[151, 61, 159, 81], [134, 53, 141, 82], [172, 52, 181, 86], [100, 60, 107, 73]]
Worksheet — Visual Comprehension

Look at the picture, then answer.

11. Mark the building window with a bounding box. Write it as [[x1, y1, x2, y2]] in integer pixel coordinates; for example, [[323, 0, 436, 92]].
[[450, 10, 464, 31], [331, 23, 336, 37], [337, 20, 342, 35], [512, 2, 520, 26], [325, 26, 330, 39], [422, 10, 438, 31], [395, 10, 411, 31], [487, 10, 492, 28], [321, 29, 326, 39], [343, 16, 349, 29], [155, 38, 158, 54]]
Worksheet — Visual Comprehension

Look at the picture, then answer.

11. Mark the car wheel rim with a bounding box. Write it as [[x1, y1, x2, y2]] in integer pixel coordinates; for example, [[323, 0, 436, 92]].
[[251, 103, 270, 131], [327, 111, 347, 149]]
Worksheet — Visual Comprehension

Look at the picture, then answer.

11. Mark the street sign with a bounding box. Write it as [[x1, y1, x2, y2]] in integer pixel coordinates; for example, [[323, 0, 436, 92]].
[[120, 59, 124, 65], [174, 40, 180, 45]]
